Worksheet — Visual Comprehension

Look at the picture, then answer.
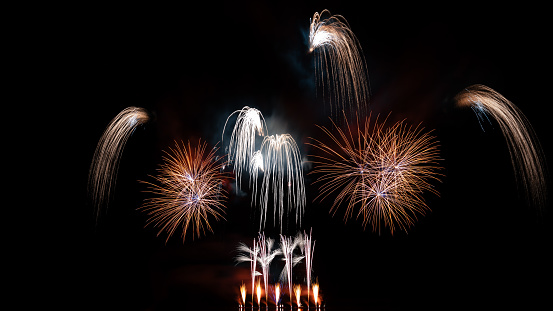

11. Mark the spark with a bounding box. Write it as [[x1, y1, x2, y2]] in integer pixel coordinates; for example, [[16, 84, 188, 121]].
[[240, 283, 247, 306], [222, 106, 267, 191], [256, 134, 306, 232], [88, 106, 149, 222], [309, 10, 370, 118], [294, 284, 302, 307], [274, 283, 281, 306], [256, 280, 262, 307], [312, 282, 319, 306], [308, 114, 442, 234], [455, 84, 547, 211], [139, 140, 228, 242]]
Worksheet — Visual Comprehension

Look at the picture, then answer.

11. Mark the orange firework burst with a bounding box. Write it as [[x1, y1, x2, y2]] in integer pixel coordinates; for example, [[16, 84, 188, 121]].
[[140, 140, 228, 242], [308, 114, 442, 234]]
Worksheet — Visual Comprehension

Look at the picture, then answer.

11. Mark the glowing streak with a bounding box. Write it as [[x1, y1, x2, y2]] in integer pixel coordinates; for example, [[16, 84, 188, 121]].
[[88, 106, 149, 222], [309, 10, 370, 118], [222, 106, 267, 191], [274, 283, 281, 306], [280, 234, 304, 307], [294, 285, 302, 307], [312, 282, 319, 306], [139, 140, 227, 242], [455, 84, 547, 210], [256, 281, 262, 306], [256, 134, 306, 231], [308, 114, 442, 234], [240, 283, 247, 306]]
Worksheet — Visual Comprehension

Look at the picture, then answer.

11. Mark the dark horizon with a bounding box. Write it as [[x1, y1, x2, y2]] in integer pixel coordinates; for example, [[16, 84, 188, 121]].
[[40, 2, 551, 310]]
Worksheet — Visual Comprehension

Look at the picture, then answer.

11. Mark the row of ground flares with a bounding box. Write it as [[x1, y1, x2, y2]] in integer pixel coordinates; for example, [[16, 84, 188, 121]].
[[239, 282, 321, 309]]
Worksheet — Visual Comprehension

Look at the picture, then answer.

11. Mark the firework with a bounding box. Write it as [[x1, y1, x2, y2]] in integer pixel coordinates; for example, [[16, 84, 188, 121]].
[[294, 285, 302, 307], [257, 233, 281, 306], [236, 238, 261, 306], [309, 10, 370, 117], [308, 114, 442, 234], [312, 282, 319, 306], [222, 106, 267, 191], [240, 283, 247, 307], [256, 134, 306, 232], [455, 84, 547, 210], [88, 106, 149, 222], [279, 234, 304, 307], [274, 283, 281, 306], [139, 140, 227, 242], [300, 229, 315, 304], [256, 281, 262, 307]]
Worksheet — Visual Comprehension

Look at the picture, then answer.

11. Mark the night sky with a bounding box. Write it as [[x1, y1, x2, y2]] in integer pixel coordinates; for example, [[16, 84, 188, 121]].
[[40, 2, 551, 310]]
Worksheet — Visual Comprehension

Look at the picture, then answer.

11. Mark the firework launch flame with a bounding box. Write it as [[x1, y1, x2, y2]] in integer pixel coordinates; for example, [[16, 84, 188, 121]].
[[455, 84, 547, 211], [308, 114, 442, 234], [88, 106, 149, 222], [309, 10, 370, 118], [139, 140, 228, 242]]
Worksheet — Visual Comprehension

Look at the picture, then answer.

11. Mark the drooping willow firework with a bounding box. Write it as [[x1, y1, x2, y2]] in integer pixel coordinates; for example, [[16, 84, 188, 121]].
[[88, 106, 150, 222], [308, 114, 442, 234], [309, 10, 370, 118], [140, 140, 228, 242], [455, 84, 547, 211], [256, 134, 306, 232], [222, 106, 267, 191]]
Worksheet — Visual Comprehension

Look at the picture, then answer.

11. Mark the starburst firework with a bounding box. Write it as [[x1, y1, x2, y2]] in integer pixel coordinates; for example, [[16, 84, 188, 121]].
[[308, 114, 442, 234], [140, 140, 228, 242]]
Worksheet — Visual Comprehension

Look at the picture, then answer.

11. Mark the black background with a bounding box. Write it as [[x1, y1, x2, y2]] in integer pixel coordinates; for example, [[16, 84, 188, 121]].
[[28, 1, 552, 310]]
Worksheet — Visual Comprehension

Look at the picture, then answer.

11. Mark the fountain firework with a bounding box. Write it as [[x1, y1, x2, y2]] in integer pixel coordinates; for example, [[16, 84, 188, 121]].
[[240, 283, 247, 307], [236, 238, 261, 307], [308, 114, 442, 234], [88, 106, 149, 222], [223, 106, 267, 191], [300, 229, 315, 304], [309, 10, 370, 118], [455, 84, 547, 211], [139, 140, 228, 242], [257, 134, 306, 232], [279, 234, 304, 307], [257, 233, 281, 306]]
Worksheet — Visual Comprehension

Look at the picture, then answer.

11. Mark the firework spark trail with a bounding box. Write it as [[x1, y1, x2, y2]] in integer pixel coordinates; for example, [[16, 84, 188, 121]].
[[309, 10, 370, 118], [236, 238, 260, 306], [257, 233, 281, 306], [279, 234, 304, 307], [312, 282, 319, 306], [308, 114, 442, 234], [139, 140, 228, 242], [300, 229, 315, 304], [294, 284, 302, 307], [249, 150, 264, 207], [257, 134, 306, 232], [240, 283, 246, 306], [88, 106, 149, 222], [222, 106, 267, 191], [455, 84, 547, 211]]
